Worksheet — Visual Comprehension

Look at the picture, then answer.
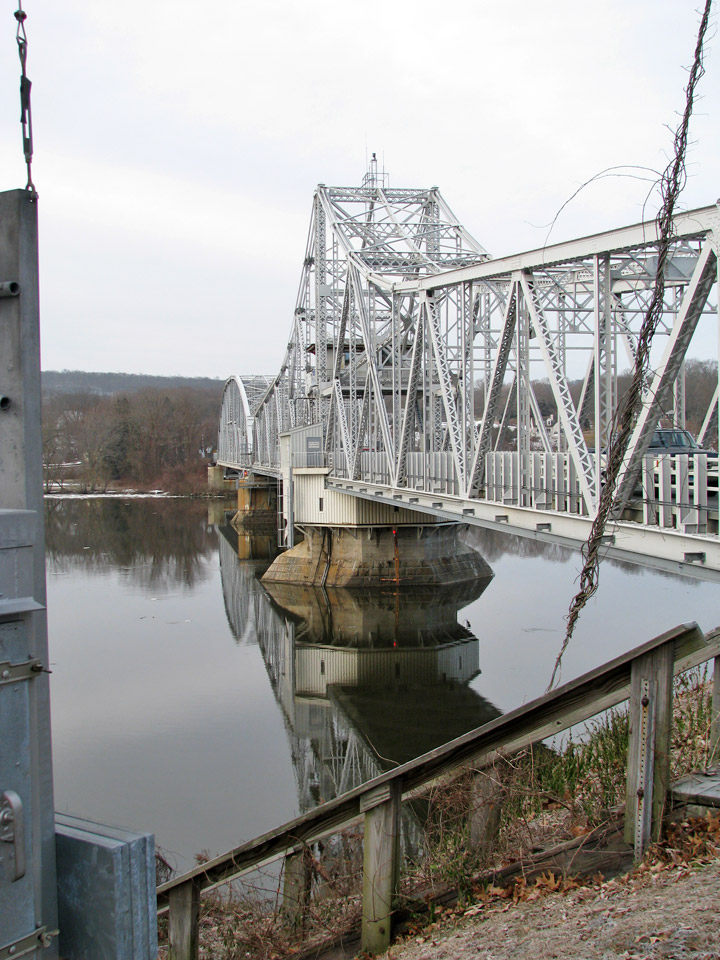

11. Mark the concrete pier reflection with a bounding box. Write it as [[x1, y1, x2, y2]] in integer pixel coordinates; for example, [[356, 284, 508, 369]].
[[218, 526, 500, 812]]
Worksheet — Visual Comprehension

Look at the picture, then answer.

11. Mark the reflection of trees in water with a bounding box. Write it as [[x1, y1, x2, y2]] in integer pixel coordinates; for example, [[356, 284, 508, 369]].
[[44, 497, 217, 589]]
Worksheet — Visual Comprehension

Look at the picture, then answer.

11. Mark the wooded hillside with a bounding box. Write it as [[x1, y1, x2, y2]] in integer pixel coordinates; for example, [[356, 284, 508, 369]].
[[42, 371, 225, 493], [42, 369, 224, 397]]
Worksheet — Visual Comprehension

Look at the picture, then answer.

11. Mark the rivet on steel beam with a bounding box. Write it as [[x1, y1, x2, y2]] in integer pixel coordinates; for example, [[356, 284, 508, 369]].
[[0, 280, 20, 297]]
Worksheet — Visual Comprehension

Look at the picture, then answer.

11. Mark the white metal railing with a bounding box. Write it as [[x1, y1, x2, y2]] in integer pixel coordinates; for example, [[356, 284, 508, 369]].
[[642, 453, 719, 534], [480, 451, 718, 534]]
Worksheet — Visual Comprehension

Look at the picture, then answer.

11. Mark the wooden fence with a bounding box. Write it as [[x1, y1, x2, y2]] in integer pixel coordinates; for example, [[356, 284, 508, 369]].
[[157, 621, 720, 959]]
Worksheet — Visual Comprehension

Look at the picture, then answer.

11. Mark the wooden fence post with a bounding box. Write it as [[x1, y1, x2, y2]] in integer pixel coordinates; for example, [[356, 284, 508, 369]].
[[360, 780, 401, 955], [282, 847, 312, 924], [168, 877, 201, 960], [470, 766, 505, 856], [624, 640, 675, 858], [711, 654, 720, 758]]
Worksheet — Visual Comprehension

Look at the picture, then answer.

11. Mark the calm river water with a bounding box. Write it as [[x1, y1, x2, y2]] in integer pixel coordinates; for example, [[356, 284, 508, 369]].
[[45, 496, 719, 872]]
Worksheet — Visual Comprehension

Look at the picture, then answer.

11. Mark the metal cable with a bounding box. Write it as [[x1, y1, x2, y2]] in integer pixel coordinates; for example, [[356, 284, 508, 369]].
[[14, 1, 37, 198], [548, 0, 713, 691]]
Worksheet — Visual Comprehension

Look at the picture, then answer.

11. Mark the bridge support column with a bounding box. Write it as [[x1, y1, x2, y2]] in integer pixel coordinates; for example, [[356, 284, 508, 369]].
[[232, 474, 277, 530], [262, 523, 492, 588], [207, 464, 227, 490]]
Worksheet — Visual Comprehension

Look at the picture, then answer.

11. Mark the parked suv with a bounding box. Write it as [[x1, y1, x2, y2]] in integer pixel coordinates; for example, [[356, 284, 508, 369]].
[[647, 428, 716, 457]]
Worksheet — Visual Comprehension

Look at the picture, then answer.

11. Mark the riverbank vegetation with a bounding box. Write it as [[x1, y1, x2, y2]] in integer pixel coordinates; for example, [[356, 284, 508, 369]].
[[42, 371, 223, 494], [157, 666, 717, 960]]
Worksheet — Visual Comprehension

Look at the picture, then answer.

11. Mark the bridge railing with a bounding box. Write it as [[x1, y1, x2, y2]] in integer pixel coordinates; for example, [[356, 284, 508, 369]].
[[326, 451, 718, 535], [158, 621, 720, 960], [642, 453, 718, 534], [484, 451, 586, 514], [482, 450, 718, 532]]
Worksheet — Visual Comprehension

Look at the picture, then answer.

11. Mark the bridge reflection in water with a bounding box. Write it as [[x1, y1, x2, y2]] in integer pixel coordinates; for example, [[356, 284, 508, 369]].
[[218, 527, 500, 818]]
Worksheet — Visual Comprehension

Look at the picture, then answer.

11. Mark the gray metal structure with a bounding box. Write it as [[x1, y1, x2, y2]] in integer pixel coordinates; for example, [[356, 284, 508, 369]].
[[217, 175, 720, 571], [0, 190, 58, 958], [55, 815, 157, 960]]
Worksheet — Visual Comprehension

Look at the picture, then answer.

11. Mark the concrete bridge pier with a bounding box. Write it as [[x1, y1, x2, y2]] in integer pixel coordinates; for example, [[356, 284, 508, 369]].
[[207, 463, 227, 490], [232, 472, 277, 530], [266, 454, 493, 586], [262, 522, 492, 587]]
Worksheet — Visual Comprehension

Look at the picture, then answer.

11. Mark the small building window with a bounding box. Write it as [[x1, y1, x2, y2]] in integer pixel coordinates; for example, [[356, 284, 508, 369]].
[[319, 497, 324, 512], [320, 660, 325, 675]]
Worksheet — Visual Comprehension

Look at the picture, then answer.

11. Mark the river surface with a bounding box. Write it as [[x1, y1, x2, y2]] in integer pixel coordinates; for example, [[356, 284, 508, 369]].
[[44, 496, 719, 872]]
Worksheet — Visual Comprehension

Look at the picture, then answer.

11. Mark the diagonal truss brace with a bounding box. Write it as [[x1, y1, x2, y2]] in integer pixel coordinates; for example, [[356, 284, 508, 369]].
[[425, 292, 466, 490], [394, 318, 424, 487], [615, 241, 718, 506], [468, 281, 517, 493], [350, 373, 371, 480], [520, 271, 598, 513], [333, 379, 353, 477], [698, 383, 718, 448], [349, 263, 395, 470]]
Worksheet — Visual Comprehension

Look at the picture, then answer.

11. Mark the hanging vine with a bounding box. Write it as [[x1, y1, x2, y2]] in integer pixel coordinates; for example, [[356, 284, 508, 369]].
[[548, 0, 714, 690]]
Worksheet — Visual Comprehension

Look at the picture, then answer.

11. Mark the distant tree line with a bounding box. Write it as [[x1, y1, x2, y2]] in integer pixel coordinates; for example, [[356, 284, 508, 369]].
[[42, 373, 223, 493], [474, 358, 717, 443], [43, 360, 716, 493], [42, 369, 224, 396]]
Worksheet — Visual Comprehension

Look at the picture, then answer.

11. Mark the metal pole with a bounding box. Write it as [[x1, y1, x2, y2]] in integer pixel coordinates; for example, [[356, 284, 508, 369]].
[[0, 189, 59, 956]]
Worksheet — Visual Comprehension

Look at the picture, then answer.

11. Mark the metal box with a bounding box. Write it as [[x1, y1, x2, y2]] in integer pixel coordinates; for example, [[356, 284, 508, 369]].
[[55, 814, 157, 960]]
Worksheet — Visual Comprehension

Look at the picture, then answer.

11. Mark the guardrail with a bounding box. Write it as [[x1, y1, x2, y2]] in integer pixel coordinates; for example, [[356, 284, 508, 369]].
[[158, 621, 720, 959]]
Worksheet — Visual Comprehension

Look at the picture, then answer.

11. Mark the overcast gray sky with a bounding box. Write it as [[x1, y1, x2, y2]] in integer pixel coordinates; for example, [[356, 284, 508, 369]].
[[0, 1, 717, 379]]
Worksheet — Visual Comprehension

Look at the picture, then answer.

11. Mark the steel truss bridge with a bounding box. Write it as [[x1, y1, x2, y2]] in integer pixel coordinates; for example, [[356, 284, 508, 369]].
[[218, 169, 720, 575]]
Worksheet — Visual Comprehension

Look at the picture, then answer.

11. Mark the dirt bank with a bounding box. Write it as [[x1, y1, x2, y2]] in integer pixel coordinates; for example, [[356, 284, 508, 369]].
[[384, 856, 720, 960]]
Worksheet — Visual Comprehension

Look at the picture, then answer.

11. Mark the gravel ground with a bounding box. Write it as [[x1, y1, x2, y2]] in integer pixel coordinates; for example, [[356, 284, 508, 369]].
[[383, 860, 720, 960]]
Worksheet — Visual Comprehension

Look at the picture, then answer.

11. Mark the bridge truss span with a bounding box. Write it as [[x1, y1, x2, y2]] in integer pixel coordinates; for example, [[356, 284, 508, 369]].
[[217, 374, 275, 472], [222, 174, 720, 573]]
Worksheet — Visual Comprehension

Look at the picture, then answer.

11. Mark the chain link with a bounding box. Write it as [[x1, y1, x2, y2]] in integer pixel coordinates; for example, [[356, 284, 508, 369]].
[[14, 2, 37, 198]]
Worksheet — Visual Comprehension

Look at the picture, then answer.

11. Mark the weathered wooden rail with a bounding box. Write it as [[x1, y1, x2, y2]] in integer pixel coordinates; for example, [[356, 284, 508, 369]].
[[158, 621, 720, 959]]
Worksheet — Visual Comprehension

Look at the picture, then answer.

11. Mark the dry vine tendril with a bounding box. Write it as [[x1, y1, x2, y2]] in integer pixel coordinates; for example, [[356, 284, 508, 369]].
[[548, 0, 714, 691]]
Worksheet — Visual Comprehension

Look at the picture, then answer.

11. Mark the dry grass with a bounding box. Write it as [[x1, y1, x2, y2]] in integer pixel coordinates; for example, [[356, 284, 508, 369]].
[[158, 668, 718, 959]]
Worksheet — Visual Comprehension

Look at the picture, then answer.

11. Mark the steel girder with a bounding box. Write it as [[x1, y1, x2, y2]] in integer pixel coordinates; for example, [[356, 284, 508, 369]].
[[242, 186, 718, 522], [217, 375, 274, 468], [249, 183, 489, 482]]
